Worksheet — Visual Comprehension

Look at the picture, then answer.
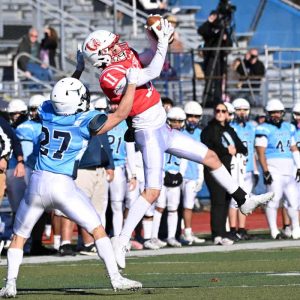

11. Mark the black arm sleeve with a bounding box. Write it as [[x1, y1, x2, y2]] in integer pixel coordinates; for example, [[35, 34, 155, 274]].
[[0, 117, 23, 157], [88, 114, 108, 134], [71, 69, 83, 79]]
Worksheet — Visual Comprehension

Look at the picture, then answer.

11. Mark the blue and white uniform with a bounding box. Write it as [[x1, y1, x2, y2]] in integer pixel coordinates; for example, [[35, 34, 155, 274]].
[[255, 121, 300, 238], [108, 120, 133, 236], [180, 128, 204, 210], [14, 101, 104, 238], [230, 121, 256, 208]]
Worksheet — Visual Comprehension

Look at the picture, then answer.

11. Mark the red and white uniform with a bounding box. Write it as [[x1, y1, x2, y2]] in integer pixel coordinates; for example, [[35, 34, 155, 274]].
[[100, 48, 161, 117]]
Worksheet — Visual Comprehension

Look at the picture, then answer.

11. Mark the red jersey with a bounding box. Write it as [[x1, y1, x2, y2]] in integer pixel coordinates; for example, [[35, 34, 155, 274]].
[[99, 48, 161, 117]]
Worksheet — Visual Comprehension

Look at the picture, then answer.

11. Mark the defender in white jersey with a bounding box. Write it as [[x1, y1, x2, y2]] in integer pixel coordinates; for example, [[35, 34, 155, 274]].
[[255, 99, 300, 240], [0, 72, 142, 298], [81, 19, 274, 269]]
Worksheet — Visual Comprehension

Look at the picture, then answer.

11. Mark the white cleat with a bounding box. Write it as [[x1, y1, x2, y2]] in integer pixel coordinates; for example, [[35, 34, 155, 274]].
[[0, 279, 17, 298], [167, 237, 182, 247], [111, 236, 128, 269], [240, 192, 274, 216], [182, 232, 205, 245], [144, 239, 160, 250], [283, 225, 292, 238], [110, 273, 142, 291], [292, 227, 300, 240]]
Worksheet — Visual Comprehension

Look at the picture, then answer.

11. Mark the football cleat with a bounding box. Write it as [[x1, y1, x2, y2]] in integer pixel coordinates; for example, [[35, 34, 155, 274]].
[[214, 236, 234, 246], [240, 192, 274, 216], [111, 236, 128, 269], [167, 237, 182, 247], [110, 273, 142, 291], [292, 227, 300, 240], [182, 232, 205, 245], [282, 225, 292, 238], [0, 278, 16, 298], [79, 244, 98, 256]]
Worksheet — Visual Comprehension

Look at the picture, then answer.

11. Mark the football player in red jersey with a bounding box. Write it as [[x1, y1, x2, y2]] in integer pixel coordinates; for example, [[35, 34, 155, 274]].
[[76, 18, 274, 269]]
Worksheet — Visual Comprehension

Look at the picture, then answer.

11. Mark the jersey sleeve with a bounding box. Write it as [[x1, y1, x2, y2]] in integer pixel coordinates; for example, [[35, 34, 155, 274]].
[[255, 124, 269, 138], [100, 66, 127, 103], [16, 123, 34, 141]]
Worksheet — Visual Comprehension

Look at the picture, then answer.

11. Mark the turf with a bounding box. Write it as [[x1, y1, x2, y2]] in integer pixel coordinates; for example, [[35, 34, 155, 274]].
[[1, 247, 300, 299]]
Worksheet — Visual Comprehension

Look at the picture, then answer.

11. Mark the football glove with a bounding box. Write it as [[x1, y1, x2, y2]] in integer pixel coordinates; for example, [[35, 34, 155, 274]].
[[263, 171, 273, 185], [152, 19, 174, 44]]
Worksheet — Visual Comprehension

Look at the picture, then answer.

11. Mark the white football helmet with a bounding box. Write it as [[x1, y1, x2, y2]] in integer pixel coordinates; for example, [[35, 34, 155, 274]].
[[265, 98, 285, 112], [7, 99, 28, 113], [167, 106, 186, 129], [184, 101, 203, 116], [224, 102, 235, 114], [232, 98, 250, 110], [292, 102, 300, 121], [51, 77, 90, 115], [29, 94, 46, 108], [83, 30, 128, 69]]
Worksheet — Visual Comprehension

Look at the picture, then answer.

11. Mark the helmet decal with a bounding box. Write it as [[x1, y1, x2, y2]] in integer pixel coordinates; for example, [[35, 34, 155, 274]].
[[85, 38, 101, 51]]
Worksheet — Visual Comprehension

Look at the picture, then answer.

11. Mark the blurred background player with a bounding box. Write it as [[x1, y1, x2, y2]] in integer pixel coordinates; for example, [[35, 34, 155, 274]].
[[255, 99, 300, 240], [144, 107, 185, 249], [180, 101, 205, 245], [229, 98, 258, 240]]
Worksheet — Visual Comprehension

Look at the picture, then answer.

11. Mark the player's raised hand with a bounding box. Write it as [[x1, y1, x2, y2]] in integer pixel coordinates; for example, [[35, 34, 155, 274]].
[[126, 68, 140, 84], [152, 18, 174, 44], [76, 43, 85, 72]]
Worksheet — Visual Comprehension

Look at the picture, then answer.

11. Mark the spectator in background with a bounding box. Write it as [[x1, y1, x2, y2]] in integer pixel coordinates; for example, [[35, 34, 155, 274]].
[[15, 27, 52, 83], [137, 0, 168, 15], [15, 27, 40, 78], [201, 102, 247, 246], [198, 11, 232, 107], [40, 26, 58, 69], [166, 15, 183, 53], [236, 48, 266, 106]]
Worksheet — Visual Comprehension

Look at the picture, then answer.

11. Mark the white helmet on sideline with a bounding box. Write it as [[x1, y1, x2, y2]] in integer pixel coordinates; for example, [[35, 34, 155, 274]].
[[29, 94, 46, 108], [7, 99, 27, 113], [51, 77, 90, 115], [232, 98, 250, 110], [265, 98, 285, 112], [224, 102, 235, 114], [167, 106, 186, 129], [184, 101, 203, 116]]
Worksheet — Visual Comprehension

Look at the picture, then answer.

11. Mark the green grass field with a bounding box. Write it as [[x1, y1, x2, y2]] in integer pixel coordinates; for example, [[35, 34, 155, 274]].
[[1, 247, 300, 299]]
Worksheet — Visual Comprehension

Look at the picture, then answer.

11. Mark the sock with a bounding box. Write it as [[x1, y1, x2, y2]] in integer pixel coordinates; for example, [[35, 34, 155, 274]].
[[184, 227, 192, 236], [61, 240, 71, 246], [120, 195, 151, 244], [167, 211, 178, 239], [7, 248, 23, 281], [210, 165, 239, 194], [95, 237, 119, 278], [287, 207, 300, 230], [142, 219, 153, 240], [53, 235, 61, 250], [265, 207, 279, 236], [111, 201, 124, 236], [151, 210, 162, 239], [230, 227, 237, 233]]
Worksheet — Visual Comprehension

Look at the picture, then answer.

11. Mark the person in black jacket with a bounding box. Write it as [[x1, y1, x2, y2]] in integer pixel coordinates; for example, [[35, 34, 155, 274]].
[[201, 102, 247, 245], [198, 11, 232, 107]]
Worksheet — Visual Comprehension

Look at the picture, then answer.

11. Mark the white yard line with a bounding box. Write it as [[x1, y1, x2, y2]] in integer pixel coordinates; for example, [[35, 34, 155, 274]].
[[1, 239, 300, 266]]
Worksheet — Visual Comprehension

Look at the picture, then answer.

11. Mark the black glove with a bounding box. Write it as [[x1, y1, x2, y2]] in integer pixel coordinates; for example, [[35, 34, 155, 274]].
[[296, 169, 300, 182], [263, 171, 273, 185], [253, 173, 259, 187]]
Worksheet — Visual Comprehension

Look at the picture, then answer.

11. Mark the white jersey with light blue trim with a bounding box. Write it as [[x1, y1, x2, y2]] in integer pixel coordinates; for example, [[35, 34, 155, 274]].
[[164, 152, 181, 173], [182, 128, 201, 180], [231, 121, 256, 172], [35, 101, 101, 178], [255, 121, 294, 159], [107, 120, 128, 167], [16, 119, 42, 169]]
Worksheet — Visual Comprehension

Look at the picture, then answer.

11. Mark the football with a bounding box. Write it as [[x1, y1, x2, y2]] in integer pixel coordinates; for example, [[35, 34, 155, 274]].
[[145, 15, 174, 44]]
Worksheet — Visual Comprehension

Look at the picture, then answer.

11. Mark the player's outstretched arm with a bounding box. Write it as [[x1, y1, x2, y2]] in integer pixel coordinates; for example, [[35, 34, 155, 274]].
[[95, 68, 139, 135], [137, 19, 174, 86]]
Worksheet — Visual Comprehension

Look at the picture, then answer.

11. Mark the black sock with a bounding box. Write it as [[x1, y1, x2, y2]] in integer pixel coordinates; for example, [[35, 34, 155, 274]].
[[231, 187, 247, 207], [230, 227, 237, 233]]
